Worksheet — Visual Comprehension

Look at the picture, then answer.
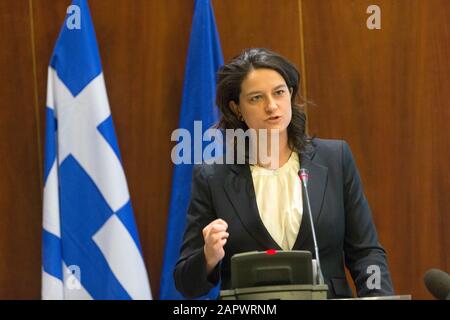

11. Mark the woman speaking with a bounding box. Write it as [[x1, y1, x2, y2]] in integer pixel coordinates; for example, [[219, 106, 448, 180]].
[[173, 48, 394, 299]]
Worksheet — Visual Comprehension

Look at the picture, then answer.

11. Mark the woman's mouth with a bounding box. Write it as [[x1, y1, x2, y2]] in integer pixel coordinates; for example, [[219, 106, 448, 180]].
[[266, 115, 282, 123]]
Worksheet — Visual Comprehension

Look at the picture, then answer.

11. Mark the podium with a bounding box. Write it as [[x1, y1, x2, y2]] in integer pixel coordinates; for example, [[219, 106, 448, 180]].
[[220, 284, 329, 300], [223, 250, 328, 300], [221, 251, 412, 300], [220, 287, 411, 300]]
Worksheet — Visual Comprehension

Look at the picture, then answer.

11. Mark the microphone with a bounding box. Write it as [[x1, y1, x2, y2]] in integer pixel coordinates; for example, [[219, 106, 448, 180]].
[[299, 168, 325, 285], [424, 268, 450, 300]]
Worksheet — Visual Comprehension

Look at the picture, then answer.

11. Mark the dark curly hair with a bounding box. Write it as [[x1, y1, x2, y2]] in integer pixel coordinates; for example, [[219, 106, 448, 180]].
[[215, 48, 310, 158]]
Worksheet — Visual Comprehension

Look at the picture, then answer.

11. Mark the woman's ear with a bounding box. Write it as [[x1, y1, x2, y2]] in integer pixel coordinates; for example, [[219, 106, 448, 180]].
[[229, 101, 243, 120], [289, 87, 293, 96]]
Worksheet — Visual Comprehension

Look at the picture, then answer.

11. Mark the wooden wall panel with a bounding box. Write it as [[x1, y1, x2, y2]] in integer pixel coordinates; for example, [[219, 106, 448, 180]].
[[301, 0, 450, 299], [0, 1, 42, 299], [214, 0, 303, 66]]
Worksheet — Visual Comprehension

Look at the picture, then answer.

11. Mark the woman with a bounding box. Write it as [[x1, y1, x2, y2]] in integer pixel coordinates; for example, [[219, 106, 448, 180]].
[[174, 48, 394, 299]]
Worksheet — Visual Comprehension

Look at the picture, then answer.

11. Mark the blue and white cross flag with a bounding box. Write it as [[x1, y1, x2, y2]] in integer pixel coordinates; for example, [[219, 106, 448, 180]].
[[41, 0, 152, 300]]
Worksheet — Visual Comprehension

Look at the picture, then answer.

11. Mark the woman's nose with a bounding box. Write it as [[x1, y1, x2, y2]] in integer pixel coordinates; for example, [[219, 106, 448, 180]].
[[265, 97, 278, 113]]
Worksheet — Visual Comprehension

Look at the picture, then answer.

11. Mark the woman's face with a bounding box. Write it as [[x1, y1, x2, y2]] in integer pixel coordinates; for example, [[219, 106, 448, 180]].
[[231, 68, 292, 134]]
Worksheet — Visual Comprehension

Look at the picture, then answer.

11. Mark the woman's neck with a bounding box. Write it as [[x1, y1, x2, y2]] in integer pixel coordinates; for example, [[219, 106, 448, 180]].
[[256, 130, 291, 169]]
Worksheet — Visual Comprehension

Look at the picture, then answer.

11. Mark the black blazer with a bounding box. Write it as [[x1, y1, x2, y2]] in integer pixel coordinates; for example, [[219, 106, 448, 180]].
[[174, 138, 394, 299]]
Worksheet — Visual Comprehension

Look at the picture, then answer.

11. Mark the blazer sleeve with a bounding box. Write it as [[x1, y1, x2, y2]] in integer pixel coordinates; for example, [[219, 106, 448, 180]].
[[173, 164, 221, 299], [341, 141, 395, 297]]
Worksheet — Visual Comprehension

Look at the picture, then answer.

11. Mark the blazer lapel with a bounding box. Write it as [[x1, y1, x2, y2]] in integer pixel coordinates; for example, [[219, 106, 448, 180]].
[[223, 164, 282, 250], [293, 144, 328, 250]]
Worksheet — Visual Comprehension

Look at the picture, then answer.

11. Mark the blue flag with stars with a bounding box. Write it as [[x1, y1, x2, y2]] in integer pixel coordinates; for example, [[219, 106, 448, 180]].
[[159, 0, 224, 299]]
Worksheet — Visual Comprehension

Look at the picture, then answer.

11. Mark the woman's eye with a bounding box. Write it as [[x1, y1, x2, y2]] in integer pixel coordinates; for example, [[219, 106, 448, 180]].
[[275, 89, 285, 96], [250, 95, 261, 102]]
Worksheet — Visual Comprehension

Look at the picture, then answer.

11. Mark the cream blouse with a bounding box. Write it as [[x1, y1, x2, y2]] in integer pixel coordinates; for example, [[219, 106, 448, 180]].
[[250, 152, 303, 250]]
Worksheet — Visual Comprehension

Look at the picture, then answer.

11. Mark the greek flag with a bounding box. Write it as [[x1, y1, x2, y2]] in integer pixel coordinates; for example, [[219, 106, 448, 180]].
[[41, 0, 151, 300]]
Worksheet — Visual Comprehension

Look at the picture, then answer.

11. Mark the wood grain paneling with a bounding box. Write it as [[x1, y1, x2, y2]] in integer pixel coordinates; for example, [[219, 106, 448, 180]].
[[214, 0, 304, 79], [0, 0, 42, 299], [302, 0, 450, 299]]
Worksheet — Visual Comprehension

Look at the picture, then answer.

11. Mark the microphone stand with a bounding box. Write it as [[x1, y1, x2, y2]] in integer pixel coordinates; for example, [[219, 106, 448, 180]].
[[300, 168, 325, 285]]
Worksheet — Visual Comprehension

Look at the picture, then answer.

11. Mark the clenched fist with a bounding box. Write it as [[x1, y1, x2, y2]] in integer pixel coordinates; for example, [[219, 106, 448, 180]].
[[203, 218, 229, 275]]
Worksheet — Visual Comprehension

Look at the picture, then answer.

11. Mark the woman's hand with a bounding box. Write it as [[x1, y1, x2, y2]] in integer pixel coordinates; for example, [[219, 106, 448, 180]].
[[202, 218, 229, 275]]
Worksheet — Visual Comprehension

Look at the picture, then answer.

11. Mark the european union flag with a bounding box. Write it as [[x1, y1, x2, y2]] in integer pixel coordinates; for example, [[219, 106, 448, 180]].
[[41, 0, 151, 300], [159, 0, 224, 299]]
